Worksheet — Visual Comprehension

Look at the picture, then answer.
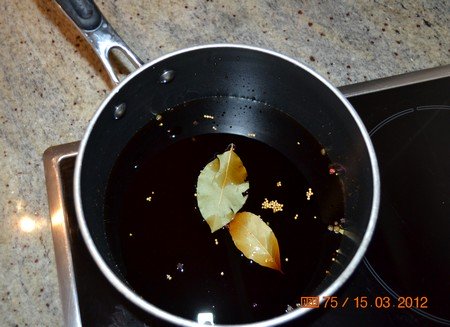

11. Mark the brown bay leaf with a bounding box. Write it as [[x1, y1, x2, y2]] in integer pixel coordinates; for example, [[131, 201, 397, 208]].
[[196, 146, 249, 232], [229, 212, 282, 272]]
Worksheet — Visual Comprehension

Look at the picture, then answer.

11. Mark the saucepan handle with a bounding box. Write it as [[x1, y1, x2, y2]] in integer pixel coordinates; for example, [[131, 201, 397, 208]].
[[54, 0, 143, 84]]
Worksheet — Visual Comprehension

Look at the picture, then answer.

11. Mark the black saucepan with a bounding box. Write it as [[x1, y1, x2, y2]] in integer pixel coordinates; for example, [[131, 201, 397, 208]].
[[54, 0, 379, 326]]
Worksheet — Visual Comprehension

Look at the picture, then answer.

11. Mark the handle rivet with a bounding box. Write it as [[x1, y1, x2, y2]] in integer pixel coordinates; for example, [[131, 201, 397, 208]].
[[159, 70, 175, 84], [114, 103, 126, 119]]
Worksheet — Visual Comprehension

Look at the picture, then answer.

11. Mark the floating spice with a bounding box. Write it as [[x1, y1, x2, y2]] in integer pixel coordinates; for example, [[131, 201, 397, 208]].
[[196, 145, 282, 272], [229, 212, 282, 272], [306, 188, 314, 200], [196, 145, 249, 232], [261, 198, 284, 213]]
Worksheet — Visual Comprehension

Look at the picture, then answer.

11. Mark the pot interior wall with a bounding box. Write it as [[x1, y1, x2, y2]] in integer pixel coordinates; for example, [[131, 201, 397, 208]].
[[79, 47, 375, 291]]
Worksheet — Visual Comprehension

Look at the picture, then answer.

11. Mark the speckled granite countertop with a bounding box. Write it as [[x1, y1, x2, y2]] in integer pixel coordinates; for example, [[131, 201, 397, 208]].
[[0, 0, 448, 325]]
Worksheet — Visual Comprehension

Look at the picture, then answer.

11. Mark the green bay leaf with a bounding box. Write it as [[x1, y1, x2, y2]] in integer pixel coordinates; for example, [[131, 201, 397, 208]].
[[196, 146, 249, 232]]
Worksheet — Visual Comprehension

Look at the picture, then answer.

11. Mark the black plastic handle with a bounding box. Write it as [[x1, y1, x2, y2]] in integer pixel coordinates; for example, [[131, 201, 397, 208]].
[[55, 0, 101, 31]]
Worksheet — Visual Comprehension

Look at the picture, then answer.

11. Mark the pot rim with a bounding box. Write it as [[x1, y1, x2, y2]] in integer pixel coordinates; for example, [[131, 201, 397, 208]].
[[74, 43, 380, 327]]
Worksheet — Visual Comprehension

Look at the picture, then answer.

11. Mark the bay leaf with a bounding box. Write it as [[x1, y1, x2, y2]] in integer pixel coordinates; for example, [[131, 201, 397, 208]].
[[229, 212, 282, 272], [196, 146, 249, 232]]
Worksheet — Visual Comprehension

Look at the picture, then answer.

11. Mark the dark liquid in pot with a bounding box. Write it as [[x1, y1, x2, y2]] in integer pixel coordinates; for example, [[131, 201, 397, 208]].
[[104, 97, 344, 324]]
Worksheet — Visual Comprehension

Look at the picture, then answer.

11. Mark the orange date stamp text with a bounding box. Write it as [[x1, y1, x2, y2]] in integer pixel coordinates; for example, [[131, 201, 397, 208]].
[[299, 296, 429, 309]]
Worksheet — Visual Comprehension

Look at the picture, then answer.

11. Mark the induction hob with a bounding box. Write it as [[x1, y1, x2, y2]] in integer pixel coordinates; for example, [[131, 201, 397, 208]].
[[44, 65, 450, 327]]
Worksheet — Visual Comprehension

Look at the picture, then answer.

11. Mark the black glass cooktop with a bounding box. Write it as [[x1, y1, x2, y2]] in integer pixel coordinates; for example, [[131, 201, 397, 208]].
[[45, 68, 450, 326]]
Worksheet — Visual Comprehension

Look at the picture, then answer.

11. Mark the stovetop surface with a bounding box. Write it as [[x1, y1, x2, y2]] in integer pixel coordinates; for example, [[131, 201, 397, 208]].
[[44, 68, 450, 326]]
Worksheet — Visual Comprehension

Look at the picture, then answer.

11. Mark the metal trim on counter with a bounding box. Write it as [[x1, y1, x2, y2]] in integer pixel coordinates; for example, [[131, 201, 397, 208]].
[[43, 142, 81, 327], [339, 64, 450, 98]]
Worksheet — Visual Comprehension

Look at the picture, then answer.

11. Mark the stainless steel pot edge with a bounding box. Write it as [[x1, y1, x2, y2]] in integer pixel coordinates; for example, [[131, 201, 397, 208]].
[[73, 43, 380, 327]]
